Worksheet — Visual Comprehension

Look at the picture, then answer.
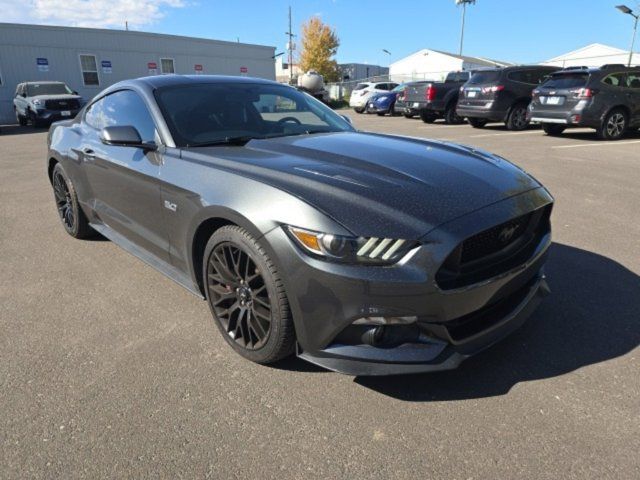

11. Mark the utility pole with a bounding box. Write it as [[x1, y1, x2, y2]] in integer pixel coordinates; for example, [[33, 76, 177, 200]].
[[456, 0, 476, 56], [285, 6, 296, 83]]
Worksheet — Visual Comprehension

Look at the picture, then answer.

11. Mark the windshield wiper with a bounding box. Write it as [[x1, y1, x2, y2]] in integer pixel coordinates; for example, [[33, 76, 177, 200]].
[[185, 135, 260, 148], [265, 129, 333, 139]]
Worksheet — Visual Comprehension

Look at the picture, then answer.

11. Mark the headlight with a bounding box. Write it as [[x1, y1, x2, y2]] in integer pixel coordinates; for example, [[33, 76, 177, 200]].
[[33, 99, 43, 107], [286, 226, 416, 265]]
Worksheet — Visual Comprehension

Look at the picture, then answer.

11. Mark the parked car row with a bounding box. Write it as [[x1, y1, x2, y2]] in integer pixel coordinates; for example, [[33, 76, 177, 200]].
[[352, 64, 640, 140]]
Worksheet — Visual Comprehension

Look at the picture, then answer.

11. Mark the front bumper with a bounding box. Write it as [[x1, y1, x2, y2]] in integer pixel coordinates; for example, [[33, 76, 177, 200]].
[[264, 188, 554, 375], [34, 108, 80, 123]]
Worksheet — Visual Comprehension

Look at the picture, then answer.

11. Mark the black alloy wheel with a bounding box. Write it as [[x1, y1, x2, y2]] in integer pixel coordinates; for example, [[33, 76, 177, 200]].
[[204, 226, 295, 363], [598, 109, 627, 140]]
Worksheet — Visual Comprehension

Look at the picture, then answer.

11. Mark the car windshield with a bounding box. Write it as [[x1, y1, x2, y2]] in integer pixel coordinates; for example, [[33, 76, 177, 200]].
[[542, 73, 589, 89], [391, 85, 405, 92], [468, 71, 501, 85], [27, 83, 73, 96], [155, 83, 355, 147]]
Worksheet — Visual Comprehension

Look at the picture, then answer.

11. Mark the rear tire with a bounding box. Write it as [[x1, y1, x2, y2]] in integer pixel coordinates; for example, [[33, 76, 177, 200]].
[[444, 104, 464, 125], [354, 107, 365, 114], [468, 117, 487, 128], [203, 226, 296, 365], [420, 110, 437, 123], [597, 108, 628, 140], [506, 103, 529, 131], [542, 124, 566, 136], [51, 163, 94, 239]]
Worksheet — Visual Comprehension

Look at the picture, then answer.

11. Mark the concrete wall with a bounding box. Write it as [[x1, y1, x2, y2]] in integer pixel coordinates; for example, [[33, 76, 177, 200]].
[[0, 23, 276, 124]]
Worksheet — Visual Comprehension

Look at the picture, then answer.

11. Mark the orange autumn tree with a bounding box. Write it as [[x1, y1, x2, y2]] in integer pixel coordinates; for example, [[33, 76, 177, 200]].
[[298, 17, 340, 82]]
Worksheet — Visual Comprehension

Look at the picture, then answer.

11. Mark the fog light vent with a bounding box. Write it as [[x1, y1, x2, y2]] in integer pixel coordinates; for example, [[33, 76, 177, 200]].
[[352, 316, 417, 326]]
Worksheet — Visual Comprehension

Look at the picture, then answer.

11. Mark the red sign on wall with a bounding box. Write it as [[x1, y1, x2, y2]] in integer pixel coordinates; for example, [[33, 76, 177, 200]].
[[148, 62, 157, 69], [194, 64, 203, 71], [240, 66, 248, 73]]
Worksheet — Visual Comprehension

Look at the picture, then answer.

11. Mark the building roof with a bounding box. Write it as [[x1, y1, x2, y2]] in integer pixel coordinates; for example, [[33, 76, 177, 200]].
[[390, 48, 512, 68], [544, 43, 628, 62]]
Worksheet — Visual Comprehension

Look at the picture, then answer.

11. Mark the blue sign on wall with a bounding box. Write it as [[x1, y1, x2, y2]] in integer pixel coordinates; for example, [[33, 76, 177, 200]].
[[101, 60, 112, 74], [37, 57, 49, 72]]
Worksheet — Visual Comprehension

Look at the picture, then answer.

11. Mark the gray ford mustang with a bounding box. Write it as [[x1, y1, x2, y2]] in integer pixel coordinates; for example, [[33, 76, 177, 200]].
[[47, 75, 553, 375]]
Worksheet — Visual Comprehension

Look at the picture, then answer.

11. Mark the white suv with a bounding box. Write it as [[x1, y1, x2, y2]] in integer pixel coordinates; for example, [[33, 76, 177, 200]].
[[349, 82, 398, 113]]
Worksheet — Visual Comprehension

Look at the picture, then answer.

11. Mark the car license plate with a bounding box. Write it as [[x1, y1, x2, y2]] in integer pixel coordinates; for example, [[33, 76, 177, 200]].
[[413, 102, 419, 107], [545, 96, 561, 105], [467, 91, 477, 98], [61, 110, 71, 116]]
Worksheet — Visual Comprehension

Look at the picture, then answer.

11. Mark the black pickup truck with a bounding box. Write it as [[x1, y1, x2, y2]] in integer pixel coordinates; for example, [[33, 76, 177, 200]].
[[402, 71, 471, 124]]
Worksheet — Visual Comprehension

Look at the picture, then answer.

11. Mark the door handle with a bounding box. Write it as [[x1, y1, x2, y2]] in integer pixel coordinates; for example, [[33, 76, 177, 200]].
[[82, 147, 95, 158]]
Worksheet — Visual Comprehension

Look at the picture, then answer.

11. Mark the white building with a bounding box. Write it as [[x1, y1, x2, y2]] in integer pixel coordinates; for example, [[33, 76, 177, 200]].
[[389, 49, 511, 83], [543, 43, 639, 68], [0, 23, 276, 124]]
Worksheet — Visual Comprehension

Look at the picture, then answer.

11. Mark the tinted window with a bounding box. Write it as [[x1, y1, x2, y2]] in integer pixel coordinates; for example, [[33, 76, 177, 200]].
[[626, 72, 640, 89], [85, 90, 157, 142], [468, 70, 501, 84], [154, 83, 353, 147], [374, 83, 388, 90], [354, 83, 370, 91], [542, 73, 589, 89], [391, 84, 405, 92], [602, 73, 626, 88], [508, 70, 548, 85]]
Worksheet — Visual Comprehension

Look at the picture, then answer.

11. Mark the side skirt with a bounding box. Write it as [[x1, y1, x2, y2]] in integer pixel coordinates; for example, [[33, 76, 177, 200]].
[[89, 222, 204, 299]]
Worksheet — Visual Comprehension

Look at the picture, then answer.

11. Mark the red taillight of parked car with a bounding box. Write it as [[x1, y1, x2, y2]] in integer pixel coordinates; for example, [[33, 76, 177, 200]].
[[481, 85, 505, 94], [576, 88, 595, 98], [426, 85, 436, 101]]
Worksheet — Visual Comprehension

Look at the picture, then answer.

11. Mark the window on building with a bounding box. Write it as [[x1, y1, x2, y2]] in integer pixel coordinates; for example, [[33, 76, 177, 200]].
[[79, 54, 99, 86], [160, 58, 175, 74], [84, 90, 157, 142]]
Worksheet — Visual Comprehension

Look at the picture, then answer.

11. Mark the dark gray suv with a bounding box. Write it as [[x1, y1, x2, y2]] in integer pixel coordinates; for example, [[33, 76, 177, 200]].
[[528, 65, 640, 140]]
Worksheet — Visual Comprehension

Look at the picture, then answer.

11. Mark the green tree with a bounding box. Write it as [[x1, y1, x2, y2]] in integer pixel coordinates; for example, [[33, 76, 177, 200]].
[[298, 17, 340, 82]]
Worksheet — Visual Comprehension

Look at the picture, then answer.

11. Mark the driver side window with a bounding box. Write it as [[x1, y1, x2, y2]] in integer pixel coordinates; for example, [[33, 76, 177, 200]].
[[254, 94, 323, 126]]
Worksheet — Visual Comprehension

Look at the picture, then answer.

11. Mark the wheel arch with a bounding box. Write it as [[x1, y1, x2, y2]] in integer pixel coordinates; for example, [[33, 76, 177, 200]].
[[602, 104, 631, 122], [47, 157, 59, 184], [189, 208, 269, 297]]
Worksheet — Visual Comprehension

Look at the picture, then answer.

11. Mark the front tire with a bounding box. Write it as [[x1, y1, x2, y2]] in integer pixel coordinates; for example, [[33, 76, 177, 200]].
[[506, 104, 529, 131], [354, 107, 365, 114], [420, 110, 437, 123], [203, 226, 295, 364], [468, 117, 487, 128], [542, 124, 566, 136], [15, 109, 27, 126], [51, 163, 94, 239], [444, 104, 464, 124], [597, 108, 628, 140]]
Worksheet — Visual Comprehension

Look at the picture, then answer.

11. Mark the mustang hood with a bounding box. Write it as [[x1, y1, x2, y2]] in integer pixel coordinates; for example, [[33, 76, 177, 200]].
[[184, 132, 541, 238]]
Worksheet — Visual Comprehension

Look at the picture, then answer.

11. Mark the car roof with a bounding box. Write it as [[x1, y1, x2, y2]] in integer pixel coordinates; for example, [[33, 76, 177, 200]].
[[133, 74, 281, 90], [23, 80, 66, 85]]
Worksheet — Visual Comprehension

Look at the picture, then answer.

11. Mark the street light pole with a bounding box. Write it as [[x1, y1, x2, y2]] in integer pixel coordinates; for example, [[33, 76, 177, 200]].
[[382, 49, 391, 80], [456, 0, 476, 56], [616, 4, 639, 67]]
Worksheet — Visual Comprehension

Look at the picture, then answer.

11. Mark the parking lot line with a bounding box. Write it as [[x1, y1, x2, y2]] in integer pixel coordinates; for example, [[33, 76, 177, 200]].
[[552, 140, 640, 149]]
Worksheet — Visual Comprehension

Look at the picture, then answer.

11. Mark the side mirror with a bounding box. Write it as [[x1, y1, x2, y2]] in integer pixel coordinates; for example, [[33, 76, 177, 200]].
[[72, 90, 78, 95], [340, 114, 352, 125], [100, 126, 157, 151], [21, 93, 27, 98]]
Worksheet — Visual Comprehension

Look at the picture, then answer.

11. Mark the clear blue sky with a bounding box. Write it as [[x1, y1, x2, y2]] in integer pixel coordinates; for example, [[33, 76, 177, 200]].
[[156, 0, 639, 65], [5, 0, 640, 65]]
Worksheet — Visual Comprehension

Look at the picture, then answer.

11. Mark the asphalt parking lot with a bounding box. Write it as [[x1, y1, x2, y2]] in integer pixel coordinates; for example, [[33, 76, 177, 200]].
[[1, 116, 639, 479]]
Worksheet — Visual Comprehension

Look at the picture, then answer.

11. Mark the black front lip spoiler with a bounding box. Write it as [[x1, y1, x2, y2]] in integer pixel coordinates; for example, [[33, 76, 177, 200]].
[[297, 275, 550, 376]]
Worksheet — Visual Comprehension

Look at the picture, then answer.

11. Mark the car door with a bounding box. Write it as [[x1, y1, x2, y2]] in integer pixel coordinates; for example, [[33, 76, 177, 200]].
[[625, 71, 640, 126], [79, 89, 170, 262]]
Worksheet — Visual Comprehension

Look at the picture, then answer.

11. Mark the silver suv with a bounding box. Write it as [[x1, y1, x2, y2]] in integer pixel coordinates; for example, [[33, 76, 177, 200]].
[[14, 81, 83, 127]]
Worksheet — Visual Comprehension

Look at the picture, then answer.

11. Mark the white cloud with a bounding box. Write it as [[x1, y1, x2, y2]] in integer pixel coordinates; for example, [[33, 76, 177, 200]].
[[0, 0, 186, 29]]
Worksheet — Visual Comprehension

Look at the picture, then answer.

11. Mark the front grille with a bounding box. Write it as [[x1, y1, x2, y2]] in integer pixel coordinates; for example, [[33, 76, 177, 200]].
[[45, 99, 80, 110], [436, 205, 551, 290], [461, 213, 531, 264]]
